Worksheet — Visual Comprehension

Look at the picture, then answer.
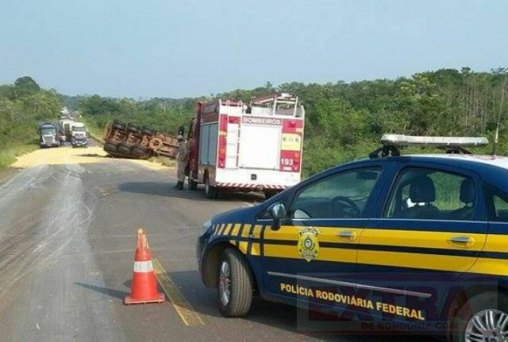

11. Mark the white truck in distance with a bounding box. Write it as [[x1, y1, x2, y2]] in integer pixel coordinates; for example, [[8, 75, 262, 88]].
[[70, 122, 88, 148]]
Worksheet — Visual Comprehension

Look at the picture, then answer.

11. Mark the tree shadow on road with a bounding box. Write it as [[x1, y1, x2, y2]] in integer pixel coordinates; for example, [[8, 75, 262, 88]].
[[118, 181, 265, 204], [159, 270, 437, 342], [78, 153, 104, 158]]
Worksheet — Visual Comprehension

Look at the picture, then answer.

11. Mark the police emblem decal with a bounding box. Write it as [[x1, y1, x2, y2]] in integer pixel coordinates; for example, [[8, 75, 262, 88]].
[[298, 227, 319, 262]]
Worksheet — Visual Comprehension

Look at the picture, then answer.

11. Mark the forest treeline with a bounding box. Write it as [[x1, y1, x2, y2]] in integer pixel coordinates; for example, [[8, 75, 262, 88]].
[[0, 76, 61, 147], [1, 68, 507, 176], [0, 76, 61, 167]]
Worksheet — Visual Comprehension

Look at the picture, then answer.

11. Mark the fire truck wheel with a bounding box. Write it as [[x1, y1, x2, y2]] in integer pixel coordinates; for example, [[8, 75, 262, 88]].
[[217, 248, 253, 317], [204, 177, 218, 199], [104, 142, 118, 152], [189, 178, 198, 190]]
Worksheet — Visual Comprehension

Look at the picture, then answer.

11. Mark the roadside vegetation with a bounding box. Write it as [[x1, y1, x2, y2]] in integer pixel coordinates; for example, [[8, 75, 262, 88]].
[[1, 69, 507, 176], [0, 76, 61, 168], [74, 68, 508, 177], [0, 144, 40, 168]]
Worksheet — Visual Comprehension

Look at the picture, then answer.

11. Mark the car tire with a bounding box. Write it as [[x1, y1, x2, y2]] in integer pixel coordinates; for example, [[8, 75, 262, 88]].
[[132, 146, 148, 158], [112, 124, 125, 131], [189, 178, 198, 190], [204, 176, 217, 199], [112, 120, 126, 130], [104, 142, 118, 152], [118, 143, 132, 155], [141, 127, 155, 136], [217, 248, 253, 317], [449, 291, 508, 342], [127, 126, 139, 134]]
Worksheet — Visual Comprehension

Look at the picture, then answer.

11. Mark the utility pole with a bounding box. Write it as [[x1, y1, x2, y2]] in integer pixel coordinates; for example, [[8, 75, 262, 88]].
[[493, 71, 507, 156]]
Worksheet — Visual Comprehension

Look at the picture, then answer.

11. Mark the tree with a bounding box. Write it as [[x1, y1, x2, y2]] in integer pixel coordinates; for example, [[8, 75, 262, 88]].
[[14, 76, 40, 97]]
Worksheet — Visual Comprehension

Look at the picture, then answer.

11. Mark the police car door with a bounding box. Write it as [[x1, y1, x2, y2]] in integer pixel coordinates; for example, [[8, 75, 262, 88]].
[[356, 165, 488, 323], [260, 165, 382, 309]]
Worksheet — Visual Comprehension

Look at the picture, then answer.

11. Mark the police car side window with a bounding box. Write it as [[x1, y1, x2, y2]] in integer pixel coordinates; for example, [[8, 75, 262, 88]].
[[385, 168, 476, 221], [493, 194, 508, 222], [485, 186, 508, 222], [289, 167, 380, 219]]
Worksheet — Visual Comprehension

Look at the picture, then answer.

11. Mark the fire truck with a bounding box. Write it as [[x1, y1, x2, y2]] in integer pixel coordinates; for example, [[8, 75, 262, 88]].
[[187, 93, 305, 199]]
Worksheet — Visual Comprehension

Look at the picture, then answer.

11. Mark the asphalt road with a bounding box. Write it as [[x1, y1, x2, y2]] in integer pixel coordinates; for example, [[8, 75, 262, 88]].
[[0, 146, 435, 342]]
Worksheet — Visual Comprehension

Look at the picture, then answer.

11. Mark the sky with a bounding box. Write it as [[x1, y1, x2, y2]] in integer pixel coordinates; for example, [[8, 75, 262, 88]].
[[0, 0, 507, 99]]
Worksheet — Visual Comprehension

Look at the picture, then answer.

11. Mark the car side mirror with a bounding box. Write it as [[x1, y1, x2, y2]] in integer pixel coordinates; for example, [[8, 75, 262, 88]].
[[268, 203, 286, 231]]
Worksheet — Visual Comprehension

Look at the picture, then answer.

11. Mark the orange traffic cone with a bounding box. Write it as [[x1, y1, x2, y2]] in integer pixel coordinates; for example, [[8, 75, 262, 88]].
[[124, 228, 165, 305]]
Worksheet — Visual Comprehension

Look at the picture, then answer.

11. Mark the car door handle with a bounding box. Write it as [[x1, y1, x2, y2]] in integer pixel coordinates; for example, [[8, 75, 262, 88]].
[[338, 231, 357, 241], [449, 236, 474, 248]]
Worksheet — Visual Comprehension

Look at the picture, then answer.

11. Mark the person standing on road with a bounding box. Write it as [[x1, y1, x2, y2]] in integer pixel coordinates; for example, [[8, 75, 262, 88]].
[[174, 135, 189, 190]]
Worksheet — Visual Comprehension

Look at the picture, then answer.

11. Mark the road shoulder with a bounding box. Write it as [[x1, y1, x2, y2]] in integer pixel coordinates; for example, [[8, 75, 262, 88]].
[[0, 168, 22, 187]]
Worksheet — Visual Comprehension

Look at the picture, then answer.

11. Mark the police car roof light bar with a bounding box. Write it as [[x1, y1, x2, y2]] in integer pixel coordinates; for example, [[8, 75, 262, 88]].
[[381, 134, 489, 147], [369, 134, 489, 159]]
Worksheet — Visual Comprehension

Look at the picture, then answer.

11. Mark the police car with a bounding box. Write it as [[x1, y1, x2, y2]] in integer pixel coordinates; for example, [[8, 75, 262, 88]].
[[196, 134, 508, 341]]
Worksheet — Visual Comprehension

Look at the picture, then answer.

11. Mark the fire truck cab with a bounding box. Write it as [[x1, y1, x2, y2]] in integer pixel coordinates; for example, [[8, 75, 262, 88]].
[[187, 93, 305, 199]]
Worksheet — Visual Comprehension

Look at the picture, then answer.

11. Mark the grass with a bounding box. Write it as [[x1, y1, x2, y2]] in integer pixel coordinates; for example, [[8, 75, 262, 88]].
[[151, 156, 177, 167], [0, 143, 39, 169], [80, 117, 105, 143]]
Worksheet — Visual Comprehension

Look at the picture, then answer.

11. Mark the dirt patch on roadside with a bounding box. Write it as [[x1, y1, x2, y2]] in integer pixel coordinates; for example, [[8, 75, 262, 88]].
[[9, 146, 170, 171]]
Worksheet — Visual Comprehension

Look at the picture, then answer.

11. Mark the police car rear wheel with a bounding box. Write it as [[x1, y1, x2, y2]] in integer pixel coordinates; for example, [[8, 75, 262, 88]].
[[217, 248, 253, 317], [451, 292, 508, 342]]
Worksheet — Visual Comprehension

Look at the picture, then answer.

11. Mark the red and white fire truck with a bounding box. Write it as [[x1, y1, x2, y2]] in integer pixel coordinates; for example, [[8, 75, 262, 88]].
[[187, 93, 305, 199]]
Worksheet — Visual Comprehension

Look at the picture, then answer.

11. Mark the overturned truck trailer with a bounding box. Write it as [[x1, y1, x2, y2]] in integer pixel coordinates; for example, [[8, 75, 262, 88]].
[[103, 120, 179, 159]]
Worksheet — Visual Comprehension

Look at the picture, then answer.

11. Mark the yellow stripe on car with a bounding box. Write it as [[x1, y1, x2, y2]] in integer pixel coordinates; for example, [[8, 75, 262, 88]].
[[359, 229, 486, 251]]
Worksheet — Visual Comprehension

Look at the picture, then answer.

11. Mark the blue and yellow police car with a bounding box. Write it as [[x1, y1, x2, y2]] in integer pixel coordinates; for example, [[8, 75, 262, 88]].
[[197, 134, 508, 341]]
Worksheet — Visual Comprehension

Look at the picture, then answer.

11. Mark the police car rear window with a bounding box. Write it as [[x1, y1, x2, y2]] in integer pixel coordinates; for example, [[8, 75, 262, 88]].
[[489, 187, 508, 222]]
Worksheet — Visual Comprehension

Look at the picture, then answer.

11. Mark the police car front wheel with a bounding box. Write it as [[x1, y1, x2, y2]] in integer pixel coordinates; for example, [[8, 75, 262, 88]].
[[217, 248, 253, 317]]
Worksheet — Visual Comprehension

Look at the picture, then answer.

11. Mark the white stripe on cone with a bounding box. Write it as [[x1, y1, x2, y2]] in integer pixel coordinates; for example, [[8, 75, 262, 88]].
[[133, 260, 154, 273]]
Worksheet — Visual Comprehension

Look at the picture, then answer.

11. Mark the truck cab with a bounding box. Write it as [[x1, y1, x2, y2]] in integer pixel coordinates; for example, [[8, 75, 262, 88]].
[[70, 122, 88, 148], [37, 123, 61, 148]]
